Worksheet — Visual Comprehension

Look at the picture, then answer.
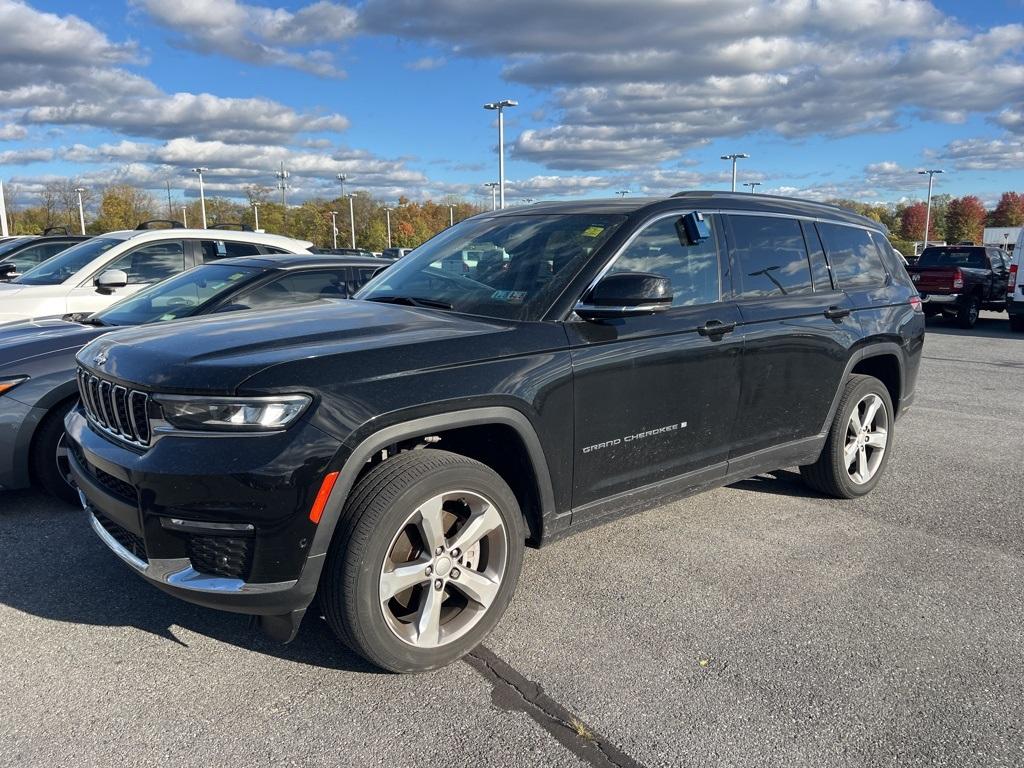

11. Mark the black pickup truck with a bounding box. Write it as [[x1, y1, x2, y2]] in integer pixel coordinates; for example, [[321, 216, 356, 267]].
[[907, 245, 1012, 328], [67, 192, 924, 672]]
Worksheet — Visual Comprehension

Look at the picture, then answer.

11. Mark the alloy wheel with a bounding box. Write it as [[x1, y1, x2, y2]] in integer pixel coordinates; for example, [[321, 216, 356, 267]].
[[379, 490, 508, 648], [844, 393, 888, 485]]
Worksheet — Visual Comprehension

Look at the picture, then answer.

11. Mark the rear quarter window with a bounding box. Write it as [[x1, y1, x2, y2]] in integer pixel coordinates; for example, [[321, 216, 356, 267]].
[[817, 223, 889, 289]]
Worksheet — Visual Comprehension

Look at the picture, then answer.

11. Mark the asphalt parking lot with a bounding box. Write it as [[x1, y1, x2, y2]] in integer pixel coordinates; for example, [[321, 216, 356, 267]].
[[1, 312, 1022, 768]]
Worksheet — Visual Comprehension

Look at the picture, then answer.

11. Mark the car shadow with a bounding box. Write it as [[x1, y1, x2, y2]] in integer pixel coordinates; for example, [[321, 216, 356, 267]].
[[0, 490, 382, 674], [728, 469, 822, 499], [924, 314, 1018, 340]]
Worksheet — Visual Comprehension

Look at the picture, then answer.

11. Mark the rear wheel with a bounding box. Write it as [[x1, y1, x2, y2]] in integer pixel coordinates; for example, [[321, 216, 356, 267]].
[[30, 401, 79, 506], [957, 294, 981, 329], [801, 375, 893, 499], [320, 450, 525, 673]]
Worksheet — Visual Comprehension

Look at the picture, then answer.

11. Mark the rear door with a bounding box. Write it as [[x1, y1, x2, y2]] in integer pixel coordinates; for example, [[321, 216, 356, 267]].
[[723, 214, 856, 457], [567, 211, 743, 509]]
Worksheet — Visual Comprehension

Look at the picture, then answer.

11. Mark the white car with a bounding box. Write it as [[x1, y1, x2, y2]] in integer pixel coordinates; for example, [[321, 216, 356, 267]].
[[0, 228, 313, 323]]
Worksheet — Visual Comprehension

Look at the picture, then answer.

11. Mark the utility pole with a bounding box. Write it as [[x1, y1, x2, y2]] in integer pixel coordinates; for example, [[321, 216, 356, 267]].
[[336, 174, 348, 199], [165, 181, 172, 218], [74, 187, 87, 234], [330, 211, 339, 249], [720, 153, 749, 192], [276, 163, 290, 209], [384, 206, 393, 248], [918, 169, 944, 248], [483, 99, 518, 209]]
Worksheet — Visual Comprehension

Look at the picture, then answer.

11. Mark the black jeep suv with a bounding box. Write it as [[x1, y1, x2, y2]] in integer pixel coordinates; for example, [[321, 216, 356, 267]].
[[67, 192, 924, 672]]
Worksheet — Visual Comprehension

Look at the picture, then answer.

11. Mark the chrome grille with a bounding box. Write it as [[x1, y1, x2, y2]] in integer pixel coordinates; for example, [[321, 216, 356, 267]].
[[77, 368, 152, 447]]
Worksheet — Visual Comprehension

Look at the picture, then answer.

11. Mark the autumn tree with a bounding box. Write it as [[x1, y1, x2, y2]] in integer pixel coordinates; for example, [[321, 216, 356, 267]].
[[95, 184, 156, 231], [899, 202, 940, 242], [991, 192, 1024, 227], [944, 195, 988, 244]]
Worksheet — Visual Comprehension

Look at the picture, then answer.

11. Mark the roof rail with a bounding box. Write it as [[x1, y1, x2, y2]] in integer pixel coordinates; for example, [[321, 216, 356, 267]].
[[135, 219, 185, 230], [41, 226, 69, 236], [209, 222, 253, 231]]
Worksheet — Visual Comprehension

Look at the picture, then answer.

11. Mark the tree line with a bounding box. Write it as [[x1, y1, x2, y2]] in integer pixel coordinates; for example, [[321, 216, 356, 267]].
[[4, 180, 1023, 255]]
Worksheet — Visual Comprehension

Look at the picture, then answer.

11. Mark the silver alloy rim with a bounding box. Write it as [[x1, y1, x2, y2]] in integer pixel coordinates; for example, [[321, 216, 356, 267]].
[[969, 299, 979, 324], [379, 490, 508, 648], [55, 433, 73, 489], [845, 393, 888, 485]]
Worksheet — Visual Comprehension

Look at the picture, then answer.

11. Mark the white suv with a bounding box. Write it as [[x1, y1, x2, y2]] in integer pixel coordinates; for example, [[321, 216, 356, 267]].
[[1008, 229, 1023, 332], [0, 228, 313, 323]]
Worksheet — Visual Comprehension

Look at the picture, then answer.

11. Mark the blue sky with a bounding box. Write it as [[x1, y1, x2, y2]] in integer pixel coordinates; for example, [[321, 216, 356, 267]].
[[1, 0, 1022, 208]]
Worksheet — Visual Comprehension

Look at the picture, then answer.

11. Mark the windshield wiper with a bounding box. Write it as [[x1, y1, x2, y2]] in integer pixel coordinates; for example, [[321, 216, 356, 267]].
[[366, 295, 453, 310], [63, 313, 108, 327]]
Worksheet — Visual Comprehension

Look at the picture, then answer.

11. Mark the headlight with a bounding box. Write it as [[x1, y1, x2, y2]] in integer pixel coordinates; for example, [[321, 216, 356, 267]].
[[154, 394, 311, 432], [0, 376, 28, 396]]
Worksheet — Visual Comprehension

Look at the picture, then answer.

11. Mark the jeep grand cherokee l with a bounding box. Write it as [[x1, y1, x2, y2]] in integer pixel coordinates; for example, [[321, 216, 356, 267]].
[[67, 192, 924, 673]]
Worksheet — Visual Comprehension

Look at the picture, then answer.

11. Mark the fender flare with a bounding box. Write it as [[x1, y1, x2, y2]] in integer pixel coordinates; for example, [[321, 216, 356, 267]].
[[818, 341, 906, 433], [302, 406, 557, 578]]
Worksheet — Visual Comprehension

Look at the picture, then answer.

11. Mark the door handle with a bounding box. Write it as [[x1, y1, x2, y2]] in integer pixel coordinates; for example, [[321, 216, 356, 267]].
[[824, 305, 851, 320], [697, 320, 736, 336]]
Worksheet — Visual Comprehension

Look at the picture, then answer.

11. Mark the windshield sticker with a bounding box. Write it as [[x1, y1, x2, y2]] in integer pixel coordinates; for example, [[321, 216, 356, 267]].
[[582, 226, 605, 238], [491, 290, 527, 304]]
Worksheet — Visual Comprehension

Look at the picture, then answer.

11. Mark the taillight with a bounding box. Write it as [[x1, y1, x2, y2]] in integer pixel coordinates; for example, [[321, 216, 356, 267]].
[[952, 268, 964, 290], [909, 296, 922, 312], [1010, 264, 1018, 294]]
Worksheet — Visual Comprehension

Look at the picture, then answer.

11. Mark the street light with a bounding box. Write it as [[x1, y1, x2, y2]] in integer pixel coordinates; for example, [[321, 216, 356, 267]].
[[330, 211, 339, 249], [448, 204, 455, 227], [190, 168, 209, 228], [743, 182, 761, 194], [384, 206, 393, 248], [74, 187, 86, 234], [918, 169, 944, 248], [484, 182, 499, 211], [347, 193, 357, 249], [483, 99, 518, 209], [252, 202, 260, 231], [336, 174, 348, 199], [720, 153, 749, 192]]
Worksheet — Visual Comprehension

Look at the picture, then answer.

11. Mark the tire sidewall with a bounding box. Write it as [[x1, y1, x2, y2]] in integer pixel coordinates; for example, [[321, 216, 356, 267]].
[[341, 460, 524, 673], [32, 401, 79, 505], [830, 377, 895, 498]]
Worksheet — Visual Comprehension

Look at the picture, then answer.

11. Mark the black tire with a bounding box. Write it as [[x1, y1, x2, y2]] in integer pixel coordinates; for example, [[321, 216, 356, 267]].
[[956, 294, 981, 329], [30, 400, 79, 506], [320, 450, 525, 673], [1010, 314, 1024, 333], [800, 374, 894, 499]]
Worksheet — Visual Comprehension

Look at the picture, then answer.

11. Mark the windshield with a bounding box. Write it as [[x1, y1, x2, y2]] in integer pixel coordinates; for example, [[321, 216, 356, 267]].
[[917, 248, 988, 269], [14, 237, 123, 285], [356, 213, 625, 320], [0, 237, 34, 257], [95, 263, 259, 326]]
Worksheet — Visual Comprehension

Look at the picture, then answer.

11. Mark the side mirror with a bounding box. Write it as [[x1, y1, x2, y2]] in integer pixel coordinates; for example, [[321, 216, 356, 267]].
[[94, 269, 128, 293], [575, 272, 673, 320], [0, 263, 16, 281]]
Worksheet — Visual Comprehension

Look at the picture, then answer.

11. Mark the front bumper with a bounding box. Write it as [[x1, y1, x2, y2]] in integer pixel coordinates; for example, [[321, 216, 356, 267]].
[[66, 406, 342, 625], [1008, 296, 1023, 317]]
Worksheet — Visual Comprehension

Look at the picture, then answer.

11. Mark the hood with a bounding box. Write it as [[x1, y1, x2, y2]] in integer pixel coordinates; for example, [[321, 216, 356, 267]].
[[0, 318, 108, 370], [78, 300, 517, 393]]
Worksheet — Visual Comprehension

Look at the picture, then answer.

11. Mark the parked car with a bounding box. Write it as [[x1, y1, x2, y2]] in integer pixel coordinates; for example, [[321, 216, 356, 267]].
[[906, 245, 1011, 328], [0, 233, 89, 280], [0, 254, 388, 504], [382, 247, 415, 259], [68, 192, 923, 673], [311, 247, 379, 258], [1008, 230, 1024, 332], [0, 225, 314, 324]]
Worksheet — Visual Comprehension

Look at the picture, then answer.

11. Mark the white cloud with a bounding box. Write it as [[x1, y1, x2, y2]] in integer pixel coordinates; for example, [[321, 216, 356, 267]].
[[133, 0, 357, 78], [939, 137, 1024, 170], [406, 56, 446, 71], [0, 123, 27, 140], [0, 147, 52, 164]]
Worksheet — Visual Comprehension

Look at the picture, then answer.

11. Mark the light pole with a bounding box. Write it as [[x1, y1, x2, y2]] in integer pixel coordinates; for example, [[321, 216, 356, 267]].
[[347, 193, 357, 249], [336, 174, 348, 199], [484, 182, 499, 211], [252, 202, 260, 231], [74, 187, 86, 234], [191, 167, 208, 228], [918, 169, 944, 248], [483, 99, 518, 209], [384, 206, 393, 248], [330, 210, 339, 249], [720, 153, 749, 192], [181, 206, 188, 228], [448, 204, 455, 227], [743, 182, 761, 194], [616, 190, 629, 198]]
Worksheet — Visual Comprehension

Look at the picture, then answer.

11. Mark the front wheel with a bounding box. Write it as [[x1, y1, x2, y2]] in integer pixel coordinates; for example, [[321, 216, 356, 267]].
[[320, 450, 525, 673], [801, 374, 894, 499], [31, 401, 79, 506]]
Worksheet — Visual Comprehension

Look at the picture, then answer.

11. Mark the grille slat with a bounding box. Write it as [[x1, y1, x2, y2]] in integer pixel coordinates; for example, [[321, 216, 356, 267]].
[[77, 368, 152, 447]]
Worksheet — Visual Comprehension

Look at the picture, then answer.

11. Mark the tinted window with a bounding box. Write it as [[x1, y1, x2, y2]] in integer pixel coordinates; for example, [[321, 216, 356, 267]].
[[15, 237, 123, 285], [105, 241, 186, 285], [0, 237, 34, 257], [5, 241, 71, 271], [607, 215, 719, 307], [727, 215, 812, 298], [224, 269, 354, 311], [818, 224, 889, 289], [916, 246, 987, 270], [199, 239, 263, 262], [801, 221, 834, 292]]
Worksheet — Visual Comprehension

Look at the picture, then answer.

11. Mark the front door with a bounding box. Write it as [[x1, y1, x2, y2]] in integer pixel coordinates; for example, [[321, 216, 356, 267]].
[[566, 212, 743, 511], [66, 240, 188, 314]]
